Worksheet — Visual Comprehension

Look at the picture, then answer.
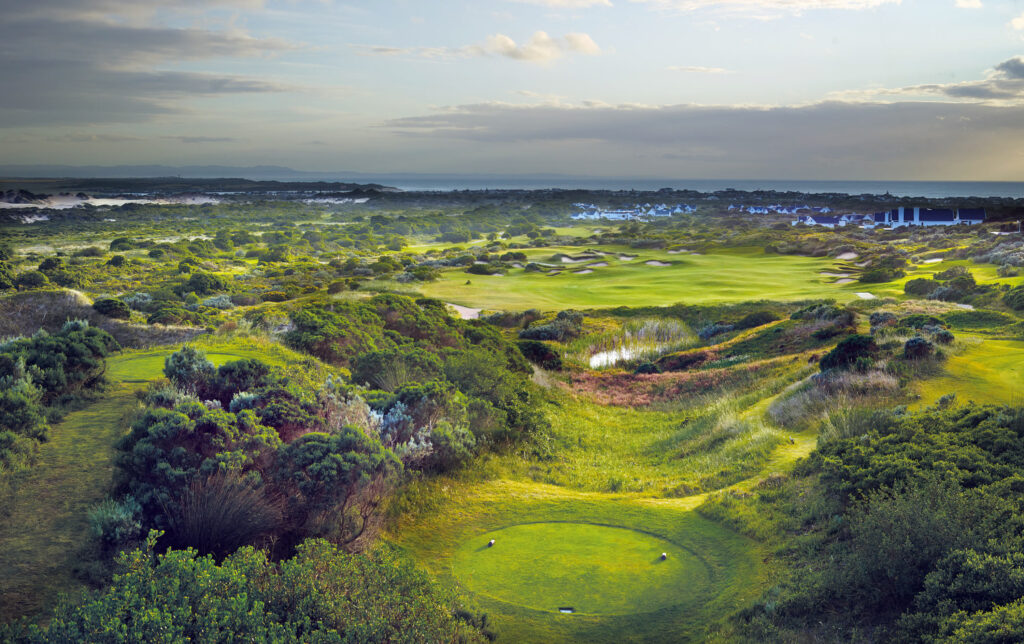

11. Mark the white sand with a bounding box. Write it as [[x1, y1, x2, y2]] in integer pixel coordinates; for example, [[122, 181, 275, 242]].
[[560, 257, 586, 263], [447, 303, 481, 320], [588, 262, 609, 267], [836, 278, 855, 284], [646, 260, 671, 267], [574, 269, 594, 274], [837, 252, 859, 260], [820, 272, 851, 278], [618, 255, 636, 261], [923, 258, 943, 264], [957, 303, 975, 310], [855, 292, 876, 300]]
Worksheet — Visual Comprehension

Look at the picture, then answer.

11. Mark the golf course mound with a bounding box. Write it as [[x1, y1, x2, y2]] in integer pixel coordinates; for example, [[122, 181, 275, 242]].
[[452, 522, 711, 616]]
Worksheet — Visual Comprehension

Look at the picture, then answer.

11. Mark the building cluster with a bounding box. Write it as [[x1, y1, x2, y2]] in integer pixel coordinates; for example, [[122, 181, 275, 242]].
[[729, 204, 832, 215], [572, 203, 696, 221], [794, 207, 986, 229]]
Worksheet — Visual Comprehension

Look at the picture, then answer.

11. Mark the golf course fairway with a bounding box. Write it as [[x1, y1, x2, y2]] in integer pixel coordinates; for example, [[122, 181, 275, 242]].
[[452, 522, 709, 616]]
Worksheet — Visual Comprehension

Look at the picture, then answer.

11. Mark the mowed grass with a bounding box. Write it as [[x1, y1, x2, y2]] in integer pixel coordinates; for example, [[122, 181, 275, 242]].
[[416, 246, 857, 310], [386, 381, 819, 642], [453, 522, 706, 616], [916, 335, 1024, 407], [387, 478, 766, 644], [0, 386, 137, 621]]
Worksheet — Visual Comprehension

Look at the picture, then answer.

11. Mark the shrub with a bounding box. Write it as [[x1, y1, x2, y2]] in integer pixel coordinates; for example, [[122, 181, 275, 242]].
[[14, 270, 49, 290], [163, 472, 283, 558], [92, 298, 131, 319], [261, 290, 289, 302], [519, 310, 584, 342], [735, 311, 779, 330], [997, 264, 1020, 277], [0, 261, 13, 291], [860, 267, 903, 283], [1005, 286, 1024, 311], [106, 255, 127, 268], [904, 278, 940, 297], [820, 334, 878, 371], [25, 534, 489, 643], [904, 336, 935, 359], [516, 340, 563, 371], [88, 496, 143, 548], [935, 265, 970, 281], [163, 346, 216, 393], [635, 362, 662, 374], [933, 329, 955, 345]]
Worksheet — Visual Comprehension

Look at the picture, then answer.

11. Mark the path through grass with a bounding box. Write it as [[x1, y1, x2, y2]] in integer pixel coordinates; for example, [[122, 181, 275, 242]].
[[0, 386, 136, 621]]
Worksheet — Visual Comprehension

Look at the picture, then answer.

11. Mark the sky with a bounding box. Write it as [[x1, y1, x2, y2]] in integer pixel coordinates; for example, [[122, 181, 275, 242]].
[[1, 0, 1023, 180]]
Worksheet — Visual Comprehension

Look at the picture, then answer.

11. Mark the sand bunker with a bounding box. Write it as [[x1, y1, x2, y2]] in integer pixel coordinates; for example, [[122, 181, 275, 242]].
[[547, 270, 562, 275], [574, 269, 594, 274], [667, 249, 691, 255], [837, 252, 859, 260], [588, 262, 609, 267], [923, 258, 943, 264], [855, 292, 876, 300], [560, 257, 586, 264], [836, 278, 855, 284], [510, 262, 524, 269], [618, 255, 636, 261], [447, 304, 482, 320], [646, 260, 671, 267], [820, 272, 851, 278]]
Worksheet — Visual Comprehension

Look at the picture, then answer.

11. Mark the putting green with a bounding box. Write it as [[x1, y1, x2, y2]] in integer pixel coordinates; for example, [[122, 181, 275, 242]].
[[452, 522, 710, 616]]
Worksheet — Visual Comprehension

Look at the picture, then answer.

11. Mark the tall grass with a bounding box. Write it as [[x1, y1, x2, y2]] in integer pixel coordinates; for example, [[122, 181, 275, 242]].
[[163, 472, 283, 558], [571, 318, 698, 368]]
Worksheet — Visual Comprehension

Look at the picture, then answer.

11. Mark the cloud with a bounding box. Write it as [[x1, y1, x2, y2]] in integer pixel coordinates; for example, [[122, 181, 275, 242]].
[[382, 98, 1024, 178], [512, 0, 613, 6], [354, 31, 600, 64], [164, 136, 238, 143], [0, 0, 296, 127], [629, 0, 901, 15], [834, 56, 1024, 104], [667, 65, 733, 73], [1013, 12, 1024, 31], [954, 0, 981, 7], [46, 133, 143, 143]]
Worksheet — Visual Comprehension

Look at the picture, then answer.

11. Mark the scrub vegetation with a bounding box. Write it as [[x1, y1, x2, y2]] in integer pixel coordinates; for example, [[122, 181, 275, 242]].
[[1, 188, 1023, 642]]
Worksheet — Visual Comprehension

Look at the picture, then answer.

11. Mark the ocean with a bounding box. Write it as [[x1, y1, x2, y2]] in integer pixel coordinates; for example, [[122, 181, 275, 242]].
[[367, 177, 1024, 199]]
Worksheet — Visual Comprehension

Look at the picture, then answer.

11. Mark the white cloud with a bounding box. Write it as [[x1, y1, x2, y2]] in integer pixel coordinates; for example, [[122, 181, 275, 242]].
[[667, 65, 733, 73], [630, 0, 900, 14], [354, 31, 601, 64], [512, 0, 613, 6], [954, 0, 981, 7], [1012, 11, 1024, 30]]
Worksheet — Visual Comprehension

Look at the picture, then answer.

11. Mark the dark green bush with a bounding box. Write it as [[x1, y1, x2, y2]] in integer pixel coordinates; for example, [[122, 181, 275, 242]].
[[904, 278, 940, 297], [92, 298, 131, 319], [819, 334, 877, 371], [516, 340, 563, 371]]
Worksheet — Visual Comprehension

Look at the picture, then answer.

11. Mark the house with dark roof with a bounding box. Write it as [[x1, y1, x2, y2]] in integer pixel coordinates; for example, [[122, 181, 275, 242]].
[[957, 208, 987, 224]]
